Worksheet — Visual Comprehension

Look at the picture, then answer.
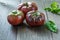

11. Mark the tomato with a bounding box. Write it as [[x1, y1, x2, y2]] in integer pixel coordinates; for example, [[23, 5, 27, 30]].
[[7, 10, 24, 26], [18, 2, 38, 17], [26, 11, 45, 27]]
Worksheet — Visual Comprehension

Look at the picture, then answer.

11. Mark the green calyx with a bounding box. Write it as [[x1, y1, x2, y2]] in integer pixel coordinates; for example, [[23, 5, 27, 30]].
[[32, 11, 39, 17], [10, 10, 23, 16], [45, 20, 58, 33], [24, 2, 28, 7], [12, 11, 17, 14]]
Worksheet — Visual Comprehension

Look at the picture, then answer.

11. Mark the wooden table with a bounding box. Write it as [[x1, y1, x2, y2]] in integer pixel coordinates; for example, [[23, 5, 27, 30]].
[[0, 0, 60, 40]]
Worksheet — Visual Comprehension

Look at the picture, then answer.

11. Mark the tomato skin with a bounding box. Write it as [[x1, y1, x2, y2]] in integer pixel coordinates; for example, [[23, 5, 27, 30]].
[[26, 11, 45, 27], [7, 10, 24, 26], [18, 2, 38, 17]]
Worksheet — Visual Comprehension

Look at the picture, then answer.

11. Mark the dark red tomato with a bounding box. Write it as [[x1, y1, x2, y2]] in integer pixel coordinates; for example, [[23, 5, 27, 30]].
[[26, 11, 45, 27], [7, 10, 24, 26], [18, 2, 38, 17]]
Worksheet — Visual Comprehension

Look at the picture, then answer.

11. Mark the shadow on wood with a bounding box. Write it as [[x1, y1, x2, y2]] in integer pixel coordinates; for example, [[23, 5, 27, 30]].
[[17, 23, 50, 36]]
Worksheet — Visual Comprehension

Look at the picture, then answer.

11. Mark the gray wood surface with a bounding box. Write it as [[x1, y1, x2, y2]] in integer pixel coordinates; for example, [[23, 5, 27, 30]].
[[0, 0, 21, 40], [0, 0, 60, 40]]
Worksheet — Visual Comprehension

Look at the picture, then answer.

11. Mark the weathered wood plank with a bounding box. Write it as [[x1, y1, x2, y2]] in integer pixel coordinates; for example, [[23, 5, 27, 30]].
[[17, 0, 52, 40], [0, 0, 21, 40]]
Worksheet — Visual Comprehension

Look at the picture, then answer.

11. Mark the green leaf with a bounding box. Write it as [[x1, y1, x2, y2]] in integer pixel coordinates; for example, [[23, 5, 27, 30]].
[[51, 2, 59, 9], [57, 9, 60, 12], [51, 9, 58, 14], [44, 8, 51, 11], [45, 20, 58, 33]]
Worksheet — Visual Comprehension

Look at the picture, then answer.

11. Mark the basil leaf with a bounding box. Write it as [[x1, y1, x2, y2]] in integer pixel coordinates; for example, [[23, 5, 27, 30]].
[[44, 8, 51, 11], [45, 20, 58, 33], [51, 2, 59, 9]]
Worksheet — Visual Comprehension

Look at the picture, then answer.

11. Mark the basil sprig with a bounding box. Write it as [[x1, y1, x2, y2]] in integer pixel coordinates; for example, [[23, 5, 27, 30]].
[[44, 2, 60, 15]]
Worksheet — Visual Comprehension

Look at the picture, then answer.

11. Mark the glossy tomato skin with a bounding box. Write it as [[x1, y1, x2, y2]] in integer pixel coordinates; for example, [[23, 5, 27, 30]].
[[18, 2, 38, 17], [26, 11, 45, 27], [7, 10, 24, 26]]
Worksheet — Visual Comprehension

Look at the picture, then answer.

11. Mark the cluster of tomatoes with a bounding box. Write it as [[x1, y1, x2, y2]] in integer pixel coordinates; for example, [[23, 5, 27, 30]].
[[7, 2, 45, 27]]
